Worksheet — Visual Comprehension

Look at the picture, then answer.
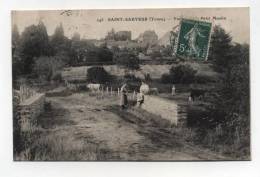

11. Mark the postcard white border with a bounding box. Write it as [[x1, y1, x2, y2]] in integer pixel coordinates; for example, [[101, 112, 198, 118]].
[[0, 1, 259, 177]]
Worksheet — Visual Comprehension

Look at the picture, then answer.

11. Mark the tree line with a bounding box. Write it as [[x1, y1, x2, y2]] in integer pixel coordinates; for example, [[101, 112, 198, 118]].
[[12, 21, 120, 81], [190, 25, 249, 158]]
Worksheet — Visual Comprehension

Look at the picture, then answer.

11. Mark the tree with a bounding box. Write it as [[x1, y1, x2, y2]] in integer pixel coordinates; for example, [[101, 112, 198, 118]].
[[97, 44, 113, 63], [12, 24, 22, 79], [208, 25, 233, 71], [229, 43, 249, 66], [53, 23, 64, 41], [50, 23, 71, 65], [161, 64, 197, 84], [87, 66, 111, 84], [204, 43, 250, 152], [207, 26, 250, 126], [36, 20, 51, 55], [69, 40, 97, 65], [33, 56, 65, 81], [12, 24, 20, 53], [50, 23, 70, 55], [71, 32, 80, 41], [185, 25, 250, 155], [151, 50, 162, 60], [114, 51, 140, 72], [19, 21, 50, 74], [212, 43, 250, 118]]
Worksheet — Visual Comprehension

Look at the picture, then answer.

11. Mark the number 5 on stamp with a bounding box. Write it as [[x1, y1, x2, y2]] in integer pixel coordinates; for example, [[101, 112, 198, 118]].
[[176, 19, 212, 61]]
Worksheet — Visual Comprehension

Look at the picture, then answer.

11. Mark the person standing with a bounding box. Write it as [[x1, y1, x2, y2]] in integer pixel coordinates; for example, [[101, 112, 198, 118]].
[[120, 83, 128, 109], [137, 91, 144, 107], [139, 81, 149, 95], [172, 84, 176, 95]]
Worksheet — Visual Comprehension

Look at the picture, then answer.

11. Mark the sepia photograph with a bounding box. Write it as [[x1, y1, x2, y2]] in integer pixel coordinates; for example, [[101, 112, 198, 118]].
[[11, 8, 250, 161]]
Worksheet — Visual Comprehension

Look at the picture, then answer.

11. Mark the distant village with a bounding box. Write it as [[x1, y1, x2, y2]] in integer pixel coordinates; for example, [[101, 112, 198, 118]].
[[87, 28, 176, 63]]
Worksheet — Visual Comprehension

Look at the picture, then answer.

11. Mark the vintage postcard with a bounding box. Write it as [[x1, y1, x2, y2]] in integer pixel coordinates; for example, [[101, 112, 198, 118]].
[[12, 8, 250, 161]]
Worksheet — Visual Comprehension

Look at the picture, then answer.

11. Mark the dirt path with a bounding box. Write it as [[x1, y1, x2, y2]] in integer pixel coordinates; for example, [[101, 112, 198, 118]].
[[39, 92, 226, 161]]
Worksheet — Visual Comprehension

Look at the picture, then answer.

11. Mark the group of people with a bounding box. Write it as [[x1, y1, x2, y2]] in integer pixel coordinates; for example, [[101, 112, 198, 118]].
[[119, 82, 177, 109], [119, 82, 145, 110]]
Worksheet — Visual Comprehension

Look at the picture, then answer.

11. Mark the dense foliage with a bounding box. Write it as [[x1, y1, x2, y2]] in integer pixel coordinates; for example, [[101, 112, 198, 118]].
[[187, 25, 250, 158], [208, 25, 233, 71], [87, 67, 112, 84], [12, 21, 114, 81], [161, 64, 197, 84], [114, 51, 140, 71]]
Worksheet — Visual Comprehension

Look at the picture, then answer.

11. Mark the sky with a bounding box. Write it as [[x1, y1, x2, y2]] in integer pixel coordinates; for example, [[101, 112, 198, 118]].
[[12, 8, 250, 44]]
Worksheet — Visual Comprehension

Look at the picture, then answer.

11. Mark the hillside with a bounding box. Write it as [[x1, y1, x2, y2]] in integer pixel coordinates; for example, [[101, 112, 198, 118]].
[[61, 62, 218, 81]]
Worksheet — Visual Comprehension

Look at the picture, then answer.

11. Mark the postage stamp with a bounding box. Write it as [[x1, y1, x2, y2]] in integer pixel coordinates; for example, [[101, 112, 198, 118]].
[[176, 19, 212, 60]]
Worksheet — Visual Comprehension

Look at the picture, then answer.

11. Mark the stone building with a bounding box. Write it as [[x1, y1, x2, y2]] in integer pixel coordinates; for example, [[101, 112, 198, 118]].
[[137, 30, 158, 45], [105, 28, 131, 41]]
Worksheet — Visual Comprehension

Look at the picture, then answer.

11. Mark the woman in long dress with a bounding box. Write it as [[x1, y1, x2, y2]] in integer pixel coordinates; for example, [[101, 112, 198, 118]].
[[120, 84, 128, 109]]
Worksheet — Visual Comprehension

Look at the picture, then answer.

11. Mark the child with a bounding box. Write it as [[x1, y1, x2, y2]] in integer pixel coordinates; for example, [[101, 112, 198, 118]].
[[136, 91, 144, 107]]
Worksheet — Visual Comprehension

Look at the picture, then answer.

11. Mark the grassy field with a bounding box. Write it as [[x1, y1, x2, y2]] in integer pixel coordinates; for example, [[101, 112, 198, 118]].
[[62, 62, 219, 81]]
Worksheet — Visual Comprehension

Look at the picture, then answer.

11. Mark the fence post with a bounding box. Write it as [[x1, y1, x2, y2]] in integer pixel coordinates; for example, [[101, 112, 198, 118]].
[[19, 85, 22, 102], [22, 85, 25, 101], [118, 88, 120, 96], [26, 87, 29, 99], [101, 86, 104, 98], [133, 90, 136, 100], [172, 85, 176, 95]]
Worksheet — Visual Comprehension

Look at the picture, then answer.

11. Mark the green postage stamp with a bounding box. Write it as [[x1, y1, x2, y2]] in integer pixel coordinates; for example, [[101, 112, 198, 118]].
[[176, 19, 212, 60]]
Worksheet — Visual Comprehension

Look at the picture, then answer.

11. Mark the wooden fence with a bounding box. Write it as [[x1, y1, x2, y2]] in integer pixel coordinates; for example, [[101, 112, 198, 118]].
[[19, 85, 37, 103]]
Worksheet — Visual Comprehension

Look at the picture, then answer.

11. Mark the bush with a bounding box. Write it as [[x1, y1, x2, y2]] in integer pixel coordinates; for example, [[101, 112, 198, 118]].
[[187, 107, 223, 129], [151, 51, 162, 60], [13, 90, 22, 154], [170, 64, 197, 84], [114, 51, 140, 70], [161, 73, 173, 84], [51, 72, 62, 82], [97, 47, 113, 63], [87, 66, 111, 84], [124, 74, 141, 82], [33, 56, 65, 81], [161, 64, 197, 84]]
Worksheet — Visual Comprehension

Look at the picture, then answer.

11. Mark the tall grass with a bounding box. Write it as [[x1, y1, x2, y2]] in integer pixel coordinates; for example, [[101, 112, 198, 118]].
[[14, 100, 111, 161], [14, 128, 110, 161], [186, 107, 250, 160]]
